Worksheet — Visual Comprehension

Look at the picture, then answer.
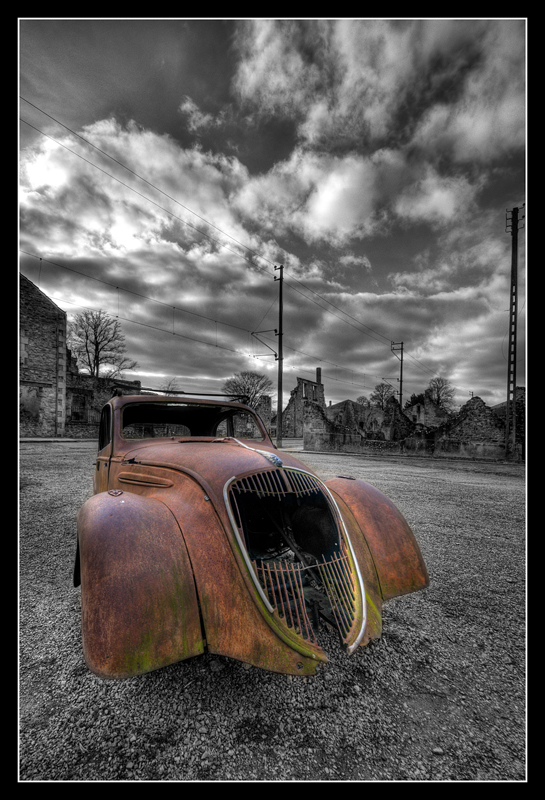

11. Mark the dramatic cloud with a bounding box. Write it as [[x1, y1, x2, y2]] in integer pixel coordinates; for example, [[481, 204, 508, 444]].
[[19, 19, 526, 408]]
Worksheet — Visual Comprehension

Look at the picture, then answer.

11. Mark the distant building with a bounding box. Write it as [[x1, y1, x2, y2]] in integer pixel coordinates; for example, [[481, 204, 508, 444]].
[[404, 395, 451, 430], [20, 274, 69, 437], [255, 394, 272, 432], [20, 275, 140, 438], [280, 368, 326, 437]]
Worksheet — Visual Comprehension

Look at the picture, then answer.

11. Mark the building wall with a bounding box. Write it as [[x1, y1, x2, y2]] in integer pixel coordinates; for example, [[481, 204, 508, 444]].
[[405, 397, 450, 429], [282, 370, 325, 437], [325, 398, 415, 441], [20, 275, 67, 437], [255, 394, 272, 433], [305, 393, 525, 461], [20, 275, 140, 438], [491, 388, 526, 454]]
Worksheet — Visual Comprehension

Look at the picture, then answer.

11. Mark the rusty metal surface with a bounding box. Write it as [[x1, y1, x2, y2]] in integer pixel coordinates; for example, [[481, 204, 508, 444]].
[[77, 395, 429, 679], [128, 468, 326, 675], [327, 477, 429, 601], [77, 490, 204, 678]]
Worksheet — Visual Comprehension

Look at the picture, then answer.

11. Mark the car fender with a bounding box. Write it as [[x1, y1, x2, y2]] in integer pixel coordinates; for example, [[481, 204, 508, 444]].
[[77, 490, 205, 679], [155, 473, 327, 675], [326, 477, 429, 601]]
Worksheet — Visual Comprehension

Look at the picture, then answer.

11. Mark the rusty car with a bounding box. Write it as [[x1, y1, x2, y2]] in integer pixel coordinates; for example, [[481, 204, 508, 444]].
[[73, 393, 429, 679]]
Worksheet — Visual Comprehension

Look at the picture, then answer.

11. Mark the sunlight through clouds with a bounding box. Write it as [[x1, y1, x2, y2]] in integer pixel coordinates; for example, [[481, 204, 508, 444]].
[[19, 19, 525, 407]]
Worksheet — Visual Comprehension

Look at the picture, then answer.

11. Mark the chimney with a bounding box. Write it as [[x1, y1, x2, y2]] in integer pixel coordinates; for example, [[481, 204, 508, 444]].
[[316, 367, 322, 384]]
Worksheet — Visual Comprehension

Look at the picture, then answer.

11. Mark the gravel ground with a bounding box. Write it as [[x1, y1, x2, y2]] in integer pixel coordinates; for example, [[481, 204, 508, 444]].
[[19, 441, 526, 782]]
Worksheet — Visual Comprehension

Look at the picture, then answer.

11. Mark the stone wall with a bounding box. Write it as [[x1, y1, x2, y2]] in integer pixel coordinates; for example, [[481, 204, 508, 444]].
[[64, 376, 141, 438], [405, 396, 450, 428], [255, 394, 272, 433], [491, 388, 526, 454], [20, 275, 67, 437], [281, 371, 325, 437], [20, 274, 141, 439], [429, 394, 525, 461], [305, 393, 525, 462], [325, 397, 415, 441]]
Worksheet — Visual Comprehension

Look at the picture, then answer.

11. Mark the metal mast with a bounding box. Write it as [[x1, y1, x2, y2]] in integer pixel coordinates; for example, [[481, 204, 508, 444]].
[[391, 341, 404, 410], [504, 205, 524, 459], [274, 265, 284, 448]]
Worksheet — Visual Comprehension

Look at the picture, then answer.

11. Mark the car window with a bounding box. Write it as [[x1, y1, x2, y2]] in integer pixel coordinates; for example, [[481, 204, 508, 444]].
[[121, 403, 265, 441], [215, 411, 263, 440]]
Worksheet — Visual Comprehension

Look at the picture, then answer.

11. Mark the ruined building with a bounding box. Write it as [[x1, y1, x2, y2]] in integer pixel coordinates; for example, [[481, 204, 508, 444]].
[[305, 390, 525, 462], [404, 395, 451, 429], [20, 275, 140, 438], [279, 369, 326, 437], [20, 275, 69, 437]]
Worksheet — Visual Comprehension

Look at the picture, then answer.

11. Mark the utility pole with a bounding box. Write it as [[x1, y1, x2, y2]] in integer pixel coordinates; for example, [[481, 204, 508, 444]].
[[274, 265, 284, 448], [505, 205, 524, 459], [391, 341, 404, 410]]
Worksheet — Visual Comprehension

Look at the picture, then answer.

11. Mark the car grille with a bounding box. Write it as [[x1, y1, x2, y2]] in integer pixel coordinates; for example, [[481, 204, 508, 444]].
[[252, 549, 357, 644], [227, 468, 363, 649]]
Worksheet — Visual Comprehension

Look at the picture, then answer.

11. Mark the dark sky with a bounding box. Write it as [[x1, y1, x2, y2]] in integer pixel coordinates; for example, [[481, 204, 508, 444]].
[[19, 18, 526, 409]]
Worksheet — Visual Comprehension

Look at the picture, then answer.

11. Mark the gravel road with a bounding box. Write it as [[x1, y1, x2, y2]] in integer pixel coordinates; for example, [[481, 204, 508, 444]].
[[19, 442, 526, 782]]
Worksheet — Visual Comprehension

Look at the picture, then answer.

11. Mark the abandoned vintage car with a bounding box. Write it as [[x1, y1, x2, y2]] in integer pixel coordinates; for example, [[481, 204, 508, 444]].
[[74, 393, 429, 679]]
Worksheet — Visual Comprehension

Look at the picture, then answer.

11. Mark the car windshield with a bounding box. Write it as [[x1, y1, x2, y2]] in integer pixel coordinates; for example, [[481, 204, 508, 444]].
[[121, 402, 265, 442]]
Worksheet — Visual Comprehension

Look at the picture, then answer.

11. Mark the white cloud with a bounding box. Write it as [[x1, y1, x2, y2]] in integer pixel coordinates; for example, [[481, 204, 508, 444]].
[[233, 147, 410, 245], [20, 118, 256, 261], [233, 19, 524, 159], [410, 21, 525, 163], [179, 96, 216, 131], [394, 169, 479, 226], [234, 19, 321, 117]]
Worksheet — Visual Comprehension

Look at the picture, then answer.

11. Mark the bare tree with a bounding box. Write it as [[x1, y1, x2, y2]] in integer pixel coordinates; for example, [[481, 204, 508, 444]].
[[68, 310, 139, 378], [425, 377, 455, 411], [404, 392, 426, 409], [369, 382, 395, 409], [222, 371, 273, 409], [160, 378, 183, 395], [356, 395, 370, 407]]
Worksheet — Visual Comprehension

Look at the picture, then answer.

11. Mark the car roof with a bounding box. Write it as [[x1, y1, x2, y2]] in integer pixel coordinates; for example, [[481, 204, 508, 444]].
[[109, 394, 253, 412]]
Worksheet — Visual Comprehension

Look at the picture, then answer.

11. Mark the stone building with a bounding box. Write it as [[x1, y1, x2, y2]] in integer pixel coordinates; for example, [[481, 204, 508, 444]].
[[326, 399, 368, 432], [404, 395, 451, 430], [326, 397, 416, 441], [306, 391, 525, 462], [254, 394, 272, 433], [429, 392, 525, 461], [491, 388, 526, 456], [307, 395, 416, 453], [279, 368, 326, 437], [20, 275, 69, 437], [20, 275, 140, 438]]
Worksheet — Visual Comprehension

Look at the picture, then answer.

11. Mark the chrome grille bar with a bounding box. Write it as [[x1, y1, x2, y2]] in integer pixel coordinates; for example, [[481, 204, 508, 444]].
[[253, 558, 317, 644], [226, 467, 366, 650], [317, 551, 356, 641]]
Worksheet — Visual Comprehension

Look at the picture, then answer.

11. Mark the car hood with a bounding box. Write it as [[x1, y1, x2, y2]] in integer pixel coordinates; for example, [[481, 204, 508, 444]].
[[119, 439, 313, 494]]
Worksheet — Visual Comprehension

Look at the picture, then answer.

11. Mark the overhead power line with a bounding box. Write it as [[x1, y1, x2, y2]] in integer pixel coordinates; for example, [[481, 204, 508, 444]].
[[20, 97, 269, 270], [20, 118, 271, 279], [19, 98, 394, 347], [19, 253, 377, 387], [19, 249, 252, 334], [20, 98, 471, 395]]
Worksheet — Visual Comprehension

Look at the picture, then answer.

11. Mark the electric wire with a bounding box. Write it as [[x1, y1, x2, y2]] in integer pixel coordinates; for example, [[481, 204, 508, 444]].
[[20, 99, 481, 395], [19, 252, 379, 388], [34, 290, 248, 359], [20, 118, 272, 279], [19, 249, 252, 334], [20, 98, 394, 346]]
